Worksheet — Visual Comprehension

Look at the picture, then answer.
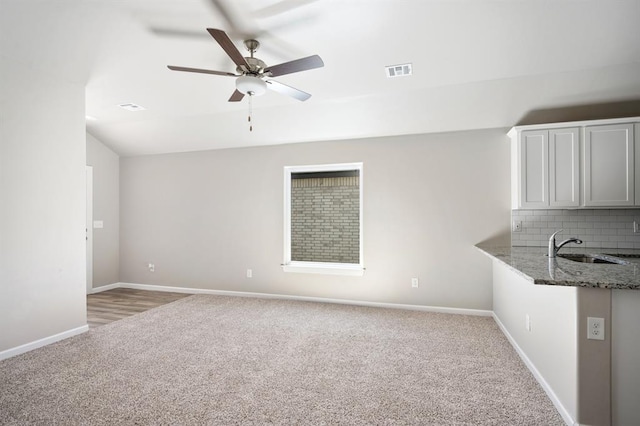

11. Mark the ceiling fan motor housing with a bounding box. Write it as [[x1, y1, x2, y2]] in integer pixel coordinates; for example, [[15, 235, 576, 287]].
[[237, 57, 267, 76]]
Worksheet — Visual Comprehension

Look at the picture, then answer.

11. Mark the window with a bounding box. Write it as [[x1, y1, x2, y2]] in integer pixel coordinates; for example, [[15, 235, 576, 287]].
[[283, 163, 364, 275]]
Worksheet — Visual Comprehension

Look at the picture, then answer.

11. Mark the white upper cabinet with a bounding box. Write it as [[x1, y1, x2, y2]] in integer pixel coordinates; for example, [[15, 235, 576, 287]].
[[584, 123, 634, 207], [549, 128, 580, 207], [519, 130, 549, 208], [510, 117, 639, 209], [511, 128, 579, 209]]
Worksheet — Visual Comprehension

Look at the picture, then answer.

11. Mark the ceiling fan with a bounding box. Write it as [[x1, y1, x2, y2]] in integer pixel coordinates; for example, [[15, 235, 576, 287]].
[[167, 28, 324, 102]]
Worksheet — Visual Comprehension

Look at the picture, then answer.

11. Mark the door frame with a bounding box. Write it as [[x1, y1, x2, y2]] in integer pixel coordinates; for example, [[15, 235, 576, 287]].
[[86, 165, 93, 294]]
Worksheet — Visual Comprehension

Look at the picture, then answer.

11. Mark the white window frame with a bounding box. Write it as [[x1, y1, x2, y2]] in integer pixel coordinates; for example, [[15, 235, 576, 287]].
[[283, 162, 364, 276]]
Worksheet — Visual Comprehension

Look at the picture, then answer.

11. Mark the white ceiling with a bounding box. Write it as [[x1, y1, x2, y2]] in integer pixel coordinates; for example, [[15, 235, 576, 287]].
[[4, 0, 640, 156]]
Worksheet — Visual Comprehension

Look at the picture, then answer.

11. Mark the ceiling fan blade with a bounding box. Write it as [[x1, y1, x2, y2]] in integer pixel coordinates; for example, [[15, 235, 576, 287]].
[[207, 28, 249, 70], [151, 28, 209, 40], [228, 89, 245, 102], [167, 65, 237, 77], [264, 55, 324, 77], [253, 0, 319, 19], [209, 0, 244, 34], [266, 80, 311, 101]]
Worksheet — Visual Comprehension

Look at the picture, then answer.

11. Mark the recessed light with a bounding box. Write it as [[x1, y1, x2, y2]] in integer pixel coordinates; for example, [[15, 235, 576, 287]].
[[385, 63, 412, 78], [118, 103, 146, 111]]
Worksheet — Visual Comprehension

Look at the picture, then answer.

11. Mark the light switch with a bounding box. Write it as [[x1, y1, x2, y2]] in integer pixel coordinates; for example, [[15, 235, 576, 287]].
[[93, 220, 104, 229]]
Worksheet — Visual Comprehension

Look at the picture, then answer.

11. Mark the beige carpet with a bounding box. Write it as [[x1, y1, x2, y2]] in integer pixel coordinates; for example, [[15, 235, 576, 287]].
[[0, 295, 564, 425]]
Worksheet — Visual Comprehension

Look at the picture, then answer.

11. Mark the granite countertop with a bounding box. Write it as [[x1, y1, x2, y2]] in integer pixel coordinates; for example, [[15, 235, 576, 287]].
[[476, 244, 640, 290]]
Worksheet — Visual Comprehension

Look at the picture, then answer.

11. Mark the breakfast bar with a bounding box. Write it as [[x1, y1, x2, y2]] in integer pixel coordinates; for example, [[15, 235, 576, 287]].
[[476, 245, 640, 289], [476, 243, 640, 426]]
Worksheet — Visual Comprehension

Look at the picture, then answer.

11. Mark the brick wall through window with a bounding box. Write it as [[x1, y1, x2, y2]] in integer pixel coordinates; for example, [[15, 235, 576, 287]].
[[291, 175, 360, 263]]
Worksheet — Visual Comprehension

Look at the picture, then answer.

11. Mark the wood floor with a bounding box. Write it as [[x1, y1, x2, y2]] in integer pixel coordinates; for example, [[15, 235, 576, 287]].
[[87, 288, 191, 329]]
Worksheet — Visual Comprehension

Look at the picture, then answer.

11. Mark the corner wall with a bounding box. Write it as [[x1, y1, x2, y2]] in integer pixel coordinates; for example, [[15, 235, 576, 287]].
[[120, 129, 510, 309], [492, 260, 579, 423], [611, 290, 640, 425], [0, 59, 87, 353]]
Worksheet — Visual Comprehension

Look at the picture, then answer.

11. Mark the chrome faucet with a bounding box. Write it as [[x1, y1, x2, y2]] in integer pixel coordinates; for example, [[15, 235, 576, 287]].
[[548, 229, 583, 258]]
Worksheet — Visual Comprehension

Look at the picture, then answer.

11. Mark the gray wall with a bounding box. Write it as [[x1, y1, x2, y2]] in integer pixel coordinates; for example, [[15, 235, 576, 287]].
[[0, 32, 87, 351], [120, 129, 510, 309], [87, 133, 120, 288]]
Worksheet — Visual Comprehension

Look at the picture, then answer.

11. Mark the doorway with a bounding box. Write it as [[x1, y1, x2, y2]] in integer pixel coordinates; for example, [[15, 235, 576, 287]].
[[86, 165, 93, 294]]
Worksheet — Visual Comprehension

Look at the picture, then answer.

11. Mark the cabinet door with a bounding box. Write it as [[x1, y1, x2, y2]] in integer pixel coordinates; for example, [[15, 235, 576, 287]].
[[519, 130, 548, 208], [584, 124, 634, 207], [549, 128, 580, 207]]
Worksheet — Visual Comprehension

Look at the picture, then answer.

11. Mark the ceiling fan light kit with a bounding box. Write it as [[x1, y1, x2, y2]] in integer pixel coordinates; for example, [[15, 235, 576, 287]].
[[236, 75, 267, 96], [167, 28, 324, 131]]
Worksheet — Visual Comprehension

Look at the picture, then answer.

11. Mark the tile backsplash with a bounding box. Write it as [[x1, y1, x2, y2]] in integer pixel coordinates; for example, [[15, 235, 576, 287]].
[[511, 209, 640, 249]]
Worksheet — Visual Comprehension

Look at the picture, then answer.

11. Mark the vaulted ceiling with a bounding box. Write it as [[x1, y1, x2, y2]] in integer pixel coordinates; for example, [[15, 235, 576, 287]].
[[4, 0, 640, 156]]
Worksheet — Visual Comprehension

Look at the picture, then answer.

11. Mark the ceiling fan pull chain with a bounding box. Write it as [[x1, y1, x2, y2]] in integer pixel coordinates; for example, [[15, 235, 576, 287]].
[[248, 95, 253, 132]]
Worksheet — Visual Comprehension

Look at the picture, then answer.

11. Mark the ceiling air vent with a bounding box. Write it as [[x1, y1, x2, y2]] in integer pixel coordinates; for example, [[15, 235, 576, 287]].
[[118, 103, 146, 111], [385, 63, 412, 78]]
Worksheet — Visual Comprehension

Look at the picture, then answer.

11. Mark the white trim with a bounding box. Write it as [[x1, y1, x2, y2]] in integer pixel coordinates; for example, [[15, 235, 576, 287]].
[[283, 162, 364, 274], [509, 116, 640, 135], [282, 261, 364, 276], [116, 282, 492, 316], [492, 313, 575, 426], [0, 283, 492, 362], [0, 325, 89, 361], [284, 162, 364, 174], [88, 282, 121, 294], [86, 165, 93, 294]]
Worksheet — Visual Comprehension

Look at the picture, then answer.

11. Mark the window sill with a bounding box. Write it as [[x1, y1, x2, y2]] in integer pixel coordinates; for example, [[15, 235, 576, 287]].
[[282, 262, 365, 276]]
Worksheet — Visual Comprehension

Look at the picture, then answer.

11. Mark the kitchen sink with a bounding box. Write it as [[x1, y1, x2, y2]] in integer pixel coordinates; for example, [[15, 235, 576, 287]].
[[557, 254, 630, 265]]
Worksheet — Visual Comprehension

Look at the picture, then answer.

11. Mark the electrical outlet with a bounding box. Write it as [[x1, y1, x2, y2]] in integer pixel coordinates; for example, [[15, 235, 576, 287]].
[[634, 221, 640, 233], [411, 278, 419, 288], [525, 314, 531, 332], [148, 263, 155, 272], [513, 220, 523, 232], [587, 317, 605, 341], [246, 269, 252, 278]]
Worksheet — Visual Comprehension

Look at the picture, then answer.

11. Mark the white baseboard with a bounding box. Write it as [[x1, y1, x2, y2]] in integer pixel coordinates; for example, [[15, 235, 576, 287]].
[[88, 282, 121, 294], [1, 284, 489, 361], [116, 282, 493, 317], [0, 325, 89, 361], [492, 313, 575, 426]]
